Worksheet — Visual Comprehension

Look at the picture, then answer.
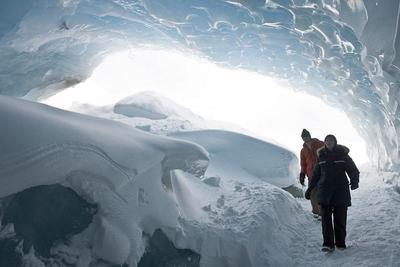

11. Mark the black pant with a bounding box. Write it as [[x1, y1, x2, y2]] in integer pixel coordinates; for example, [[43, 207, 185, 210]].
[[320, 205, 347, 247]]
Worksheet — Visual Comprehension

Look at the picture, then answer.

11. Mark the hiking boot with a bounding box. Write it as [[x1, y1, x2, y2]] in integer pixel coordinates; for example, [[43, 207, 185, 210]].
[[321, 246, 335, 252], [336, 245, 346, 250]]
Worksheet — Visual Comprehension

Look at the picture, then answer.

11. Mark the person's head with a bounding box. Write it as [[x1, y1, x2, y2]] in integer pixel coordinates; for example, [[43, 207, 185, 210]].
[[301, 129, 311, 142], [324, 134, 337, 150]]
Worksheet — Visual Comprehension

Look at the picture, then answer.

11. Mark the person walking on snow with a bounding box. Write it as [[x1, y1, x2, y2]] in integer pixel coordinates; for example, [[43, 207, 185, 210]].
[[305, 134, 359, 252], [300, 129, 324, 217]]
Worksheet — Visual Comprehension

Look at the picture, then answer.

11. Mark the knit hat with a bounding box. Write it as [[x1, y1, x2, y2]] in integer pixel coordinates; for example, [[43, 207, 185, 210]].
[[301, 129, 311, 138], [324, 134, 337, 145]]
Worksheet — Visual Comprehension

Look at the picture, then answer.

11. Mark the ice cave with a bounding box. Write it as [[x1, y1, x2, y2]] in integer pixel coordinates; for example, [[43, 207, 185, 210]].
[[0, 0, 399, 266]]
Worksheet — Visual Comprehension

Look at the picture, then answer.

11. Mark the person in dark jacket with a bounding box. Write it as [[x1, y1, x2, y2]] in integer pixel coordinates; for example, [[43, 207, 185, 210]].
[[305, 134, 359, 252]]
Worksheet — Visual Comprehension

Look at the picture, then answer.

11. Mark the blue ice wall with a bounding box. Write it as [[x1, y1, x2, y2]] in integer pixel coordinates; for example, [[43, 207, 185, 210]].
[[0, 0, 399, 169]]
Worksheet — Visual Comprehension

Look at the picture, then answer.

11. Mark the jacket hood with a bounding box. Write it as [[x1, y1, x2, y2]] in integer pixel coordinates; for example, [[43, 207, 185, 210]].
[[303, 138, 321, 149], [317, 144, 350, 157]]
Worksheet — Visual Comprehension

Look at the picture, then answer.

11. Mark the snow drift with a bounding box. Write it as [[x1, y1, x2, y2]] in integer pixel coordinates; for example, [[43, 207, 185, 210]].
[[170, 130, 298, 188], [0, 95, 209, 197], [70, 91, 210, 135], [67, 91, 300, 189], [0, 95, 309, 266]]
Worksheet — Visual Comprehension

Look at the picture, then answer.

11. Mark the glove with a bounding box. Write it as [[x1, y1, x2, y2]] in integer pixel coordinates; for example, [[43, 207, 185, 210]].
[[350, 183, 359, 190], [305, 188, 311, 200], [299, 173, 306, 186]]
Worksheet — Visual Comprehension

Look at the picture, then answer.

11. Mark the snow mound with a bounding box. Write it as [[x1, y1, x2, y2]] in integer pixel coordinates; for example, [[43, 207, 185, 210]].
[[170, 130, 298, 188], [0, 95, 209, 197], [114, 91, 200, 120], [172, 171, 306, 267], [0, 96, 309, 266], [0, 95, 209, 265], [70, 91, 211, 136], [71, 92, 299, 189]]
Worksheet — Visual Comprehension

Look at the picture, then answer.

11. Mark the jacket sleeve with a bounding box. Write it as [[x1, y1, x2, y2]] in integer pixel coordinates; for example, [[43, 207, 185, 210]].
[[345, 154, 359, 185], [300, 149, 307, 174], [308, 161, 321, 191]]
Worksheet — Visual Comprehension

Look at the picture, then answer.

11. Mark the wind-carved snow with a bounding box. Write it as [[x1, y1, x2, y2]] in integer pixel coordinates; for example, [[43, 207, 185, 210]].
[[0, 0, 399, 170], [0, 95, 308, 266], [69, 91, 299, 189], [170, 130, 298, 188], [0, 95, 208, 197]]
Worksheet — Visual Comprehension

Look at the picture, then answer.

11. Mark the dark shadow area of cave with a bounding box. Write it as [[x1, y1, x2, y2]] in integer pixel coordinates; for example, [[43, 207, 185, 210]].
[[0, 183, 97, 260], [0, 238, 22, 267], [138, 229, 200, 267]]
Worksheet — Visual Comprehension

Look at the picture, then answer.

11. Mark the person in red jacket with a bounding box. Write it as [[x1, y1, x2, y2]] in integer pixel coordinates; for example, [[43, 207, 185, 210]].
[[300, 129, 324, 216]]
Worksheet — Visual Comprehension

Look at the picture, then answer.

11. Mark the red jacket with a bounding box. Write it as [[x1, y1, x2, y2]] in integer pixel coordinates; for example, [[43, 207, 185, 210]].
[[300, 138, 324, 179]]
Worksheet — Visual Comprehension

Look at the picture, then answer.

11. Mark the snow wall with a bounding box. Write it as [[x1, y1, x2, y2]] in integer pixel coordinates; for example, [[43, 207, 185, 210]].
[[0, 0, 399, 170]]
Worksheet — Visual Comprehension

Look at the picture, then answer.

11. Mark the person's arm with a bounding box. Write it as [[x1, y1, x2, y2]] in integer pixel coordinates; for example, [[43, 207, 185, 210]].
[[305, 162, 321, 199], [309, 163, 321, 190], [345, 154, 359, 189], [300, 149, 307, 175]]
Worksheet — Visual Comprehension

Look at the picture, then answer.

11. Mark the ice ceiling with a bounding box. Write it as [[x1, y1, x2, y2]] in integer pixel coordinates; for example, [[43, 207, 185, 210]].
[[0, 0, 399, 169]]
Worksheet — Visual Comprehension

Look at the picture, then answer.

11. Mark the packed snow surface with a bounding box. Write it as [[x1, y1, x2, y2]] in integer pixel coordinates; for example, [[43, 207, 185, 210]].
[[296, 165, 400, 267]]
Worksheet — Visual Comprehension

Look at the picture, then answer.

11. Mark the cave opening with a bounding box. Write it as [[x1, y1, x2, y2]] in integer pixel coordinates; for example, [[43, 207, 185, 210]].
[[43, 48, 369, 165]]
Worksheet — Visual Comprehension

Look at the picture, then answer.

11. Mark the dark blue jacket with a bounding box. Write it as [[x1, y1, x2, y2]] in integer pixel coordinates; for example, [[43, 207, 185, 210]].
[[309, 145, 359, 206]]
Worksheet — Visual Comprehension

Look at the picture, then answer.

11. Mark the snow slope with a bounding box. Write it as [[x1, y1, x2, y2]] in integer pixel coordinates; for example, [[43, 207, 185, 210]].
[[0, 95, 209, 197], [66, 91, 299, 189], [295, 165, 400, 267], [0, 95, 310, 266]]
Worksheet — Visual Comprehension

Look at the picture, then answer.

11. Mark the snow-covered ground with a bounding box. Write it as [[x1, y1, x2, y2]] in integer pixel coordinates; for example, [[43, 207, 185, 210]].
[[1, 91, 399, 266], [49, 91, 400, 266], [0, 95, 305, 266], [295, 165, 400, 267]]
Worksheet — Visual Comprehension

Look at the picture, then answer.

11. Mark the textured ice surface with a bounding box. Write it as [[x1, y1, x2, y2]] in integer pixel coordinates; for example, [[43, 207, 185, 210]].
[[0, 0, 399, 170]]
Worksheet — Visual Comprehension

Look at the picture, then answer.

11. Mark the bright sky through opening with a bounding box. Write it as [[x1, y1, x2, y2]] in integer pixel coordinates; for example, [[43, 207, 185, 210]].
[[44, 49, 369, 164]]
